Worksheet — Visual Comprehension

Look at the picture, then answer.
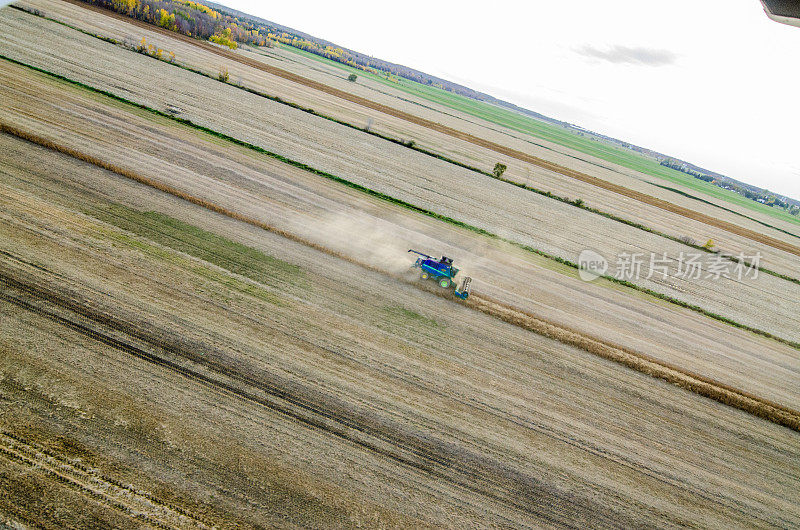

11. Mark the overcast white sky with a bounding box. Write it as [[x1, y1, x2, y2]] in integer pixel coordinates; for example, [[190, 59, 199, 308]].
[[223, 0, 800, 199]]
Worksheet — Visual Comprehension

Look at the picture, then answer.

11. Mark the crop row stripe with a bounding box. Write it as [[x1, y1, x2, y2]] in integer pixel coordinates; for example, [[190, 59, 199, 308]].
[[57, 0, 800, 259], [2, 121, 799, 432]]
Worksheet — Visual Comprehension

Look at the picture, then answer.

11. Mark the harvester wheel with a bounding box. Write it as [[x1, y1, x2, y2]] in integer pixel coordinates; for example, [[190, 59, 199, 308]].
[[439, 278, 451, 288], [420, 272, 430, 280]]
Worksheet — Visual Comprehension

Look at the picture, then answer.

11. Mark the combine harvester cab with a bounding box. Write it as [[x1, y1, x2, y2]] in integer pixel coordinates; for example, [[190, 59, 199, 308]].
[[408, 250, 472, 300]]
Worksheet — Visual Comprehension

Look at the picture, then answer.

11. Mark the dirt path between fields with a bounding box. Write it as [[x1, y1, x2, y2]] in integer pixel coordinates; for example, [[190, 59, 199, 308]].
[[56, 0, 800, 259], [5, 121, 799, 433]]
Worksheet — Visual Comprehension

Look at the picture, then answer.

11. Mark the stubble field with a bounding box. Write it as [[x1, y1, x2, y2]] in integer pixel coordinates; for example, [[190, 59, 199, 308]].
[[0, 10, 799, 344], [1, 1, 799, 527], [2, 59, 799, 409], [16, 0, 800, 243], [3, 132, 800, 527]]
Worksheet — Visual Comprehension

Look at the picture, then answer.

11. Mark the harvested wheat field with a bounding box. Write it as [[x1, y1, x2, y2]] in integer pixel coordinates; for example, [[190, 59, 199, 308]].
[[1, 0, 799, 527], [15, 0, 800, 251], [1, 12, 799, 345], [3, 131, 800, 527], [1, 59, 799, 410]]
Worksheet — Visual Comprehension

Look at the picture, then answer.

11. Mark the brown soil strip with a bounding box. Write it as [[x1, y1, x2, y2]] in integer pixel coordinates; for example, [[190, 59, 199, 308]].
[[4, 123, 799, 433], [54, 0, 800, 258], [467, 294, 800, 431]]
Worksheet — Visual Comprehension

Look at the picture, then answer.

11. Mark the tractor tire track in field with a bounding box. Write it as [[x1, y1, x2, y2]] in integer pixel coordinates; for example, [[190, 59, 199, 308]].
[[58, 0, 800, 259], [0, 270, 632, 527], [0, 431, 209, 529], [2, 122, 800, 432]]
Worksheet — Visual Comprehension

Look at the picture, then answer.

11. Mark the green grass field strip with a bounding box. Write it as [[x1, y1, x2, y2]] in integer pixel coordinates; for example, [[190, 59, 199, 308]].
[[280, 44, 651, 153], [639, 165, 800, 227], [281, 43, 634, 153], [283, 38, 655, 190], [4, 54, 798, 351], [7, 160, 297, 304], [16, 5, 799, 232], [278, 39, 800, 228], [87, 203, 437, 325], [273, 42, 624, 173], [8, 9, 798, 285], [272, 43, 504, 124], [91, 219, 290, 307], [647, 181, 800, 240], [88, 204, 303, 285], [280, 44, 651, 162], [381, 305, 439, 328]]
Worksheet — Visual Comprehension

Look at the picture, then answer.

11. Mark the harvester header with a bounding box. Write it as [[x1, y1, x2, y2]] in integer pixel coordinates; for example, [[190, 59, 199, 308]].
[[408, 249, 472, 300]]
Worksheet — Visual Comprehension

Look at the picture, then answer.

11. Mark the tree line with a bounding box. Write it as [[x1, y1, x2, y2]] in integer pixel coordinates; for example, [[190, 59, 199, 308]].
[[83, 0, 491, 97], [87, 0, 270, 48], [660, 158, 797, 213], [659, 159, 714, 182]]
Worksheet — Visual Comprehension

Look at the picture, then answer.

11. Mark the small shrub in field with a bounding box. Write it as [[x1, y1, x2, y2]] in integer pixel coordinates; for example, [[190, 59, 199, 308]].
[[218, 67, 230, 83], [703, 239, 715, 250], [348, 73, 357, 82], [493, 163, 507, 178], [574, 198, 584, 207], [678, 235, 697, 246]]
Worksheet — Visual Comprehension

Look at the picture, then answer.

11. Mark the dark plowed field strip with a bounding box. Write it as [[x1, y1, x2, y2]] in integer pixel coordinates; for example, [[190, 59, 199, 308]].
[[58, 0, 800, 259]]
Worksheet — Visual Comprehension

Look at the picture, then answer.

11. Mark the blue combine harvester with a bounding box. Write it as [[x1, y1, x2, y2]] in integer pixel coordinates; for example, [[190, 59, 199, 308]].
[[408, 250, 472, 300]]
